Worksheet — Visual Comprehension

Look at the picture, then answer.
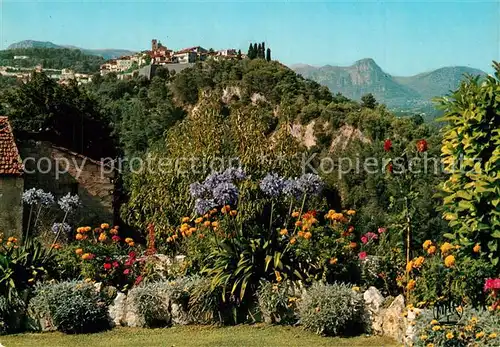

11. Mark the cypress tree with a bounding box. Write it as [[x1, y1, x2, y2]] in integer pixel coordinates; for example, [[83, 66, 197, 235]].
[[261, 42, 266, 58], [248, 43, 254, 59], [237, 49, 242, 60], [252, 43, 258, 59], [257, 43, 262, 59], [266, 48, 271, 62]]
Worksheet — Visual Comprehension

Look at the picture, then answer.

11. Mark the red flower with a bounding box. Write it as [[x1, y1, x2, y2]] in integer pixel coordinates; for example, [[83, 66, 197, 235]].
[[103, 263, 112, 270], [378, 227, 387, 234], [359, 252, 367, 260], [112, 261, 119, 268], [135, 275, 143, 285], [384, 139, 392, 152], [361, 236, 368, 244], [123, 269, 130, 275], [416, 139, 428, 152], [387, 163, 393, 173], [128, 251, 137, 259], [348, 225, 355, 233], [112, 235, 121, 242], [484, 278, 500, 292]]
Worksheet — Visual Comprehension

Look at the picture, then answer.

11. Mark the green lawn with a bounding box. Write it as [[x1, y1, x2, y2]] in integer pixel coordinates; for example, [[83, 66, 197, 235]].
[[1, 325, 397, 347]]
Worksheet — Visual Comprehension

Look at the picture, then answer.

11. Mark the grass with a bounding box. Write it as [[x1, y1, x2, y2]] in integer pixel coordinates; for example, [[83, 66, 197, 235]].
[[1, 325, 397, 347]]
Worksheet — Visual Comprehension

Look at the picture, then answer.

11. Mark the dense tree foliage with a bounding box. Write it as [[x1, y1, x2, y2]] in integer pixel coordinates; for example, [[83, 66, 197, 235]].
[[0, 48, 104, 73]]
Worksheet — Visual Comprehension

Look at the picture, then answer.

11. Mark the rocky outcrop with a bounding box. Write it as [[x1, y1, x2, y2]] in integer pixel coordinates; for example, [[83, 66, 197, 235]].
[[108, 291, 127, 327]]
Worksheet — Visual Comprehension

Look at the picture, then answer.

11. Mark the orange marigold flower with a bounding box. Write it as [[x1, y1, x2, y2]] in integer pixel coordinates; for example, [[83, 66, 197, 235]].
[[211, 221, 219, 228], [75, 248, 83, 255], [440, 242, 453, 255], [304, 231, 312, 240], [128, 241, 135, 247], [423, 240, 432, 251], [100, 223, 110, 230], [407, 279, 416, 291], [77, 227, 85, 233], [229, 210, 238, 217], [7, 237, 17, 243], [203, 221, 211, 227], [297, 231, 305, 238], [109, 228, 119, 235], [291, 211, 300, 218], [125, 237, 133, 243], [329, 257, 338, 265], [195, 217, 203, 224], [346, 209, 356, 216], [279, 229, 288, 236], [413, 256, 425, 269], [98, 233, 108, 242], [51, 243, 62, 250], [406, 260, 414, 273], [75, 233, 84, 241], [295, 221, 302, 227], [290, 237, 297, 245], [473, 244, 481, 253], [444, 255, 456, 268], [427, 245, 437, 255], [349, 242, 357, 249]]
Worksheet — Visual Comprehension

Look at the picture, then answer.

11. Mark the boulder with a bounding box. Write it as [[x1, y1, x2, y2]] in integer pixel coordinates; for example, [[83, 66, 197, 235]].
[[363, 286, 385, 334], [124, 290, 146, 328], [171, 302, 190, 325], [374, 294, 406, 343], [108, 291, 127, 327]]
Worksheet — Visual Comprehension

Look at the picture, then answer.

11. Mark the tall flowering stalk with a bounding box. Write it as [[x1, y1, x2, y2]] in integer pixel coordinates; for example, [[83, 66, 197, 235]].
[[21, 188, 55, 243]]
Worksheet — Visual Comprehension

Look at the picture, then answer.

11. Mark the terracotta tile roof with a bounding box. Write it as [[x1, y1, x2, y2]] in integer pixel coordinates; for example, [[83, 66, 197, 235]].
[[0, 116, 23, 176]]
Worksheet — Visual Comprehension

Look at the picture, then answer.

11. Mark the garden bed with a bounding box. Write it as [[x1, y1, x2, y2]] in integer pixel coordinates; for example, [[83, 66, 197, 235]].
[[0, 325, 397, 347]]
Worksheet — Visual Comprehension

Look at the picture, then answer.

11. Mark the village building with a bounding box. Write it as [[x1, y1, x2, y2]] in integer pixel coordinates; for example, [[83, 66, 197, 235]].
[[0, 117, 24, 237]]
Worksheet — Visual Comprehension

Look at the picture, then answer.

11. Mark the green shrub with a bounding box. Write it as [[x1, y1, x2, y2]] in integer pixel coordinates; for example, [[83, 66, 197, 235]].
[[0, 293, 24, 334], [414, 307, 500, 347], [29, 281, 110, 334], [257, 280, 301, 324], [187, 276, 226, 324], [128, 282, 171, 328], [298, 282, 366, 336]]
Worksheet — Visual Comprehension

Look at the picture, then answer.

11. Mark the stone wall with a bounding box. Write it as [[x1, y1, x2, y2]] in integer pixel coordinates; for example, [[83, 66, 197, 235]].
[[0, 176, 23, 238], [19, 141, 116, 226]]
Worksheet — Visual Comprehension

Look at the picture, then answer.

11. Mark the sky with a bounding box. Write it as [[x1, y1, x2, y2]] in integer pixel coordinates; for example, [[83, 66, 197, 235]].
[[1, 0, 499, 76]]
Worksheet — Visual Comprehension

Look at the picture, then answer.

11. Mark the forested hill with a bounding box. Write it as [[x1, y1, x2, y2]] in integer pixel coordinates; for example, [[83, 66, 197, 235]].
[[0, 48, 105, 73]]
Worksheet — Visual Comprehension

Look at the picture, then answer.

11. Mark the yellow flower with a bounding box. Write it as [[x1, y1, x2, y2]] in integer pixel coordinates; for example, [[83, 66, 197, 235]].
[[195, 217, 203, 224], [444, 255, 456, 268], [203, 221, 211, 227], [413, 256, 425, 268], [406, 260, 414, 273], [352, 286, 360, 292], [428, 245, 437, 255], [420, 335, 428, 341], [488, 333, 497, 339], [430, 319, 439, 325], [125, 237, 134, 243], [446, 332, 454, 340], [346, 209, 356, 216], [274, 271, 282, 282], [100, 223, 110, 229], [427, 344, 435, 347], [329, 257, 338, 265], [470, 316, 478, 324], [440, 242, 453, 255], [476, 331, 485, 339], [182, 217, 190, 223], [7, 237, 17, 243], [423, 240, 433, 250], [473, 244, 481, 253], [211, 221, 219, 228], [279, 229, 288, 236], [406, 279, 416, 291], [98, 233, 108, 242], [432, 325, 442, 331], [291, 211, 300, 218], [229, 210, 238, 217]]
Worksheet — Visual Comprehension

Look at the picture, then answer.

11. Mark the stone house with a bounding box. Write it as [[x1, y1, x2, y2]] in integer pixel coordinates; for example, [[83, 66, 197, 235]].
[[0, 117, 24, 238], [20, 141, 117, 227]]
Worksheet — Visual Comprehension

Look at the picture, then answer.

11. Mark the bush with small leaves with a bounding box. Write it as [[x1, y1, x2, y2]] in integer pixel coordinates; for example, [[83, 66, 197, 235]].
[[29, 280, 110, 334], [298, 282, 367, 336], [257, 280, 301, 324], [128, 281, 171, 328]]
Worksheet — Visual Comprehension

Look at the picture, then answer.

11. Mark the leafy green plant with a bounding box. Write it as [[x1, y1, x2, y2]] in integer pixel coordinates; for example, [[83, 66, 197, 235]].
[[298, 282, 367, 336], [437, 61, 500, 265], [128, 281, 171, 328], [256, 280, 301, 324], [29, 280, 110, 334]]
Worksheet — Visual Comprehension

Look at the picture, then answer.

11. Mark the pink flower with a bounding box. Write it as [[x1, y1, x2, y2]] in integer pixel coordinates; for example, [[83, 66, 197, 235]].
[[361, 236, 368, 244], [378, 227, 387, 234], [359, 252, 367, 260], [112, 261, 119, 268], [123, 269, 130, 275], [135, 275, 143, 285], [484, 278, 500, 292], [366, 232, 378, 241], [112, 235, 121, 242]]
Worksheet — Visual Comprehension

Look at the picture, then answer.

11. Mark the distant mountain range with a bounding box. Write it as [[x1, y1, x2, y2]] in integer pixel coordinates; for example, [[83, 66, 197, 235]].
[[291, 58, 486, 116], [6, 40, 136, 60]]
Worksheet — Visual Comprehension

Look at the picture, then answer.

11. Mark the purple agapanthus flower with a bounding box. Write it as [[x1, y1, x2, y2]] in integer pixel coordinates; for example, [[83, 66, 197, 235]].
[[51, 222, 72, 234], [260, 173, 286, 198], [194, 198, 216, 215], [213, 182, 239, 205], [297, 173, 324, 196], [189, 182, 210, 199], [58, 193, 81, 213]]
